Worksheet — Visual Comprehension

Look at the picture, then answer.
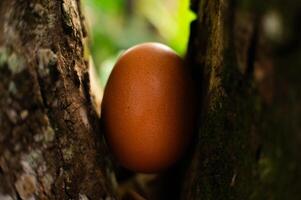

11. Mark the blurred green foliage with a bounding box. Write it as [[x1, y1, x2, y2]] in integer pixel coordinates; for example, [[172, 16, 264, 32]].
[[84, 0, 195, 87]]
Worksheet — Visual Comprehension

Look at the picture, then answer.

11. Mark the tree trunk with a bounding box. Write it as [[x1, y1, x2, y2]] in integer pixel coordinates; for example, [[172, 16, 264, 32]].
[[1, 0, 301, 200], [0, 0, 115, 199], [182, 0, 301, 199]]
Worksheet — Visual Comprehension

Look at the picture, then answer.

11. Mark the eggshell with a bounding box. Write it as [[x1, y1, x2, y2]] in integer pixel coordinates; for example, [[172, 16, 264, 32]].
[[101, 43, 197, 173]]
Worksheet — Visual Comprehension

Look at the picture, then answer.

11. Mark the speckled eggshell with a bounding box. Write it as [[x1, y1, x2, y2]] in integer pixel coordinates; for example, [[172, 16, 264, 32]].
[[101, 43, 197, 173]]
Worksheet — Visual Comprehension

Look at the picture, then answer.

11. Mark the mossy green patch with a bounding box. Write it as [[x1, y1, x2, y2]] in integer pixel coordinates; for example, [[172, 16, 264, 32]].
[[0, 47, 8, 67]]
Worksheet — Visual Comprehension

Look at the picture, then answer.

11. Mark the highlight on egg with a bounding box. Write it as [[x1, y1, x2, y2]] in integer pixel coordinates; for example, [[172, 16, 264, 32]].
[[101, 42, 197, 173]]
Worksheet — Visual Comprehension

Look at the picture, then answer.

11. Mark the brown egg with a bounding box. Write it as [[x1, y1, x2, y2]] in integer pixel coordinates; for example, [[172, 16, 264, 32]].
[[101, 43, 197, 173]]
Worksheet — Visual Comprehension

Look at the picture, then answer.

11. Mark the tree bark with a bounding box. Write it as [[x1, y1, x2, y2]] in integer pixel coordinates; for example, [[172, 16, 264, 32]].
[[0, 0, 115, 199], [182, 0, 301, 199]]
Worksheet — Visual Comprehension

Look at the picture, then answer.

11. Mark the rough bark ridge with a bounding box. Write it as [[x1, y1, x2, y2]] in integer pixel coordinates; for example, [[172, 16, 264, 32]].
[[0, 0, 115, 199], [182, 0, 301, 199]]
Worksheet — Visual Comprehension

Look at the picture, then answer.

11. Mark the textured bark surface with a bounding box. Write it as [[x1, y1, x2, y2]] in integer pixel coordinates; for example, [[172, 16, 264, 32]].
[[0, 0, 115, 199], [182, 0, 301, 199]]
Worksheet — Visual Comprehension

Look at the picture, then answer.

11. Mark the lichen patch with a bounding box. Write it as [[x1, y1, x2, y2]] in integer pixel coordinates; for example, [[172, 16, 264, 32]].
[[14, 174, 37, 200], [37, 49, 58, 77]]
